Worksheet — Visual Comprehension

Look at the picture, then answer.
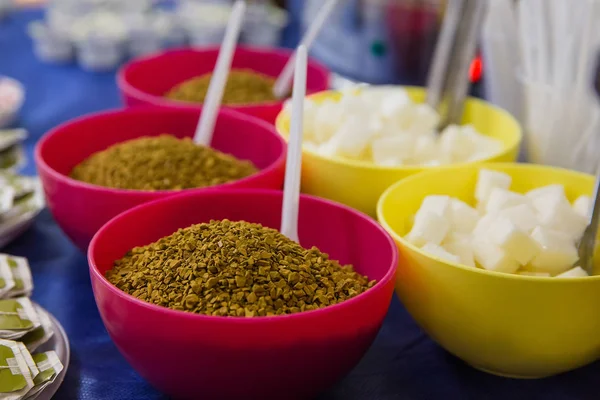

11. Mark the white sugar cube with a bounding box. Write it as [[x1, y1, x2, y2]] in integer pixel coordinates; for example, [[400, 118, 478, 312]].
[[472, 214, 496, 237], [379, 90, 412, 120], [485, 188, 528, 213], [416, 195, 451, 218], [532, 191, 587, 240], [573, 195, 591, 219], [371, 135, 415, 165], [439, 125, 473, 162], [526, 184, 565, 201], [313, 100, 345, 144], [421, 242, 461, 264], [498, 203, 539, 233], [473, 240, 520, 274], [315, 135, 341, 158], [333, 116, 374, 158], [529, 226, 579, 275], [486, 216, 540, 265], [448, 198, 479, 233], [412, 133, 439, 163], [517, 271, 551, 277], [442, 231, 471, 245], [443, 241, 475, 267], [475, 169, 512, 205], [408, 104, 440, 135], [556, 266, 588, 278], [406, 211, 450, 247]]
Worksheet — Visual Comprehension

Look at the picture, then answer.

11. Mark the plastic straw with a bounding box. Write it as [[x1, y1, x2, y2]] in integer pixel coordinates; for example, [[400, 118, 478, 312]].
[[280, 45, 308, 243], [272, 0, 339, 99], [193, 0, 246, 146]]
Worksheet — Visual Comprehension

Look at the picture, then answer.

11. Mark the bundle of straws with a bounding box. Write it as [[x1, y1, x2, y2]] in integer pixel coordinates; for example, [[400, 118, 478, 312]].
[[482, 0, 600, 173]]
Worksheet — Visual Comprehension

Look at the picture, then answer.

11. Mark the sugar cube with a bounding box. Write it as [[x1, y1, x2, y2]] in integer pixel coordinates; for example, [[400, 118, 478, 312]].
[[421, 243, 461, 264], [416, 195, 452, 218], [443, 241, 475, 267], [412, 133, 439, 163], [313, 100, 343, 144], [556, 266, 588, 278], [379, 90, 411, 120], [573, 195, 591, 219], [333, 116, 375, 158], [475, 169, 512, 205], [473, 240, 520, 274], [485, 216, 540, 265], [407, 104, 440, 135], [532, 191, 587, 240], [442, 231, 471, 245], [525, 184, 565, 201], [406, 211, 450, 247], [472, 214, 496, 237], [439, 125, 473, 162], [448, 199, 479, 233], [529, 226, 579, 275], [370, 135, 415, 165], [485, 188, 528, 213], [498, 203, 539, 233]]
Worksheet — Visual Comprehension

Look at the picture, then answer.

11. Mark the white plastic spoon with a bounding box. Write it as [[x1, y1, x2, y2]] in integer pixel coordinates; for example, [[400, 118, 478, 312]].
[[272, 0, 339, 99], [193, 0, 246, 146], [280, 45, 308, 243]]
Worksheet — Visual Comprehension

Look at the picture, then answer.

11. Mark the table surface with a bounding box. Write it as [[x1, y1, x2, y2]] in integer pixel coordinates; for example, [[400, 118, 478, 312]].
[[1, 8, 598, 400]]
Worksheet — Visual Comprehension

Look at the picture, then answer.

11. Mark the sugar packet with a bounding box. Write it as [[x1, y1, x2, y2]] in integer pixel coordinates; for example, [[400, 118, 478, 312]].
[[0, 256, 33, 299], [0, 257, 14, 299], [0, 339, 34, 400], [24, 351, 63, 400], [20, 307, 53, 353], [0, 298, 40, 340]]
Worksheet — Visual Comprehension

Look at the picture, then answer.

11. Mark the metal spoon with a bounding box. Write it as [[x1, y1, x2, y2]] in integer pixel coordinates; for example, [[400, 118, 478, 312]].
[[577, 168, 600, 275]]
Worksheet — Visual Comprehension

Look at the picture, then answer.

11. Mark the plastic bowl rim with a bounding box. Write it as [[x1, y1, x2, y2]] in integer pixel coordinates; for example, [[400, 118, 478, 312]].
[[376, 161, 600, 282], [116, 45, 331, 110], [275, 86, 523, 171], [34, 106, 288, 196], [88, 188, 399, 324]]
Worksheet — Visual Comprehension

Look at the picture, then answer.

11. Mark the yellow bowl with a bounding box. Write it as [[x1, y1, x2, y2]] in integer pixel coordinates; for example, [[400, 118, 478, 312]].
[[275, 86, 522, 216], [377, 163, 600, 378]]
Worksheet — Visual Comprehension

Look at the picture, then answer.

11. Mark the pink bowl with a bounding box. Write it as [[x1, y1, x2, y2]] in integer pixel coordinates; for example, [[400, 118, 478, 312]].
[[88, 189, 398, 400], [35, 107, 286, 252], [117, 46, 331, 124]]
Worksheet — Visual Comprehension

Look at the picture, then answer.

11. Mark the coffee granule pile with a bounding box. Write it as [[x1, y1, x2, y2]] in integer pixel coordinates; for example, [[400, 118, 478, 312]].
[[70, 135, 258, 191], [106, 220, 376, 317], [165, 69, 279, 105]]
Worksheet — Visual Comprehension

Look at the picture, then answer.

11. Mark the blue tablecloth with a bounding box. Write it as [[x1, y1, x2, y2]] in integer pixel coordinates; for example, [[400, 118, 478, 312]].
[[0, 8, 598, 400]]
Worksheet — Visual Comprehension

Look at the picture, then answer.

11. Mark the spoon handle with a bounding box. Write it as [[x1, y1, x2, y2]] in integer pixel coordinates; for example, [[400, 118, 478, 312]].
[[579, 168, 600, 274]]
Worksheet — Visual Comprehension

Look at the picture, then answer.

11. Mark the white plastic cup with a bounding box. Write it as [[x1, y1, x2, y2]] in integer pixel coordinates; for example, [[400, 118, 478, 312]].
[[28, 22, 75, 64], [76, 34, 125, 72], [243, 4, 288, 47]]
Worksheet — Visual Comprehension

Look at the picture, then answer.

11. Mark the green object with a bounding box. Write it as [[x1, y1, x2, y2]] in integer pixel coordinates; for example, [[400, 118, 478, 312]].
[[21, 308, 53, 353], [69, 135, 259, 191], [0, 298, 39, 341], [3, 257, 33, 298], [0, 259, 15, 298], [23, 351, 63, 400], [107, 220, 376, 317], [0, 339, 33, 396], [370, 40, 387, 57]]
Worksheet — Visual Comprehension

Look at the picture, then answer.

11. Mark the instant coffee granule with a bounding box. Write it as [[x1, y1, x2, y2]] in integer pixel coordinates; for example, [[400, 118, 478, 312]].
[[166, 69, 279, 105], [106, 220, 376, 317], [70, 135, 258, 191]]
